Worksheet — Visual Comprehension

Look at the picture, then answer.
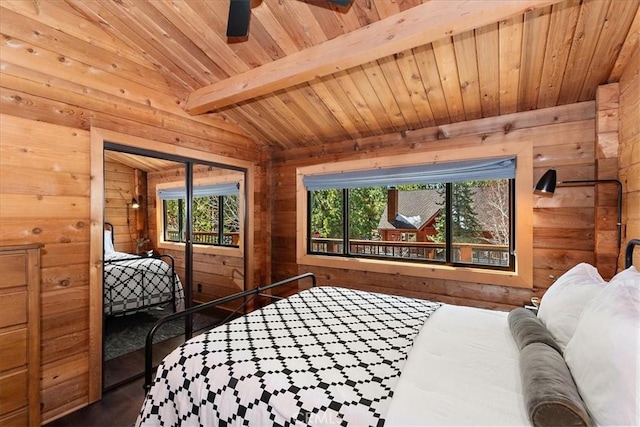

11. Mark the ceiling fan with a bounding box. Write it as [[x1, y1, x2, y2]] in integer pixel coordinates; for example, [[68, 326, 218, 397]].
[[227, 0, 352, 38]]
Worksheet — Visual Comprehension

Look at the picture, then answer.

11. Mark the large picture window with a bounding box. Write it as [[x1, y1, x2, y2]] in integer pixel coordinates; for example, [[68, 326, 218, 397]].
[[159, 183, 240, 247], [305, 157, 516, 271]]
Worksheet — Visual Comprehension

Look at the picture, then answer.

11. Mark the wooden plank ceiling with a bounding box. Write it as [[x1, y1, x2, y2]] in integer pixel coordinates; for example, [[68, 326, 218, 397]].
[[2, 0, 639, 151], [104, 150, 182, 172]]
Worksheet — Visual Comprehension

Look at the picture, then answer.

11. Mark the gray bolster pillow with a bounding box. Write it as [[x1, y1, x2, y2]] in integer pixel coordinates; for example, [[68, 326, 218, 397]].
[[508, 307, 562, 354], [520, 343, 594, 427]]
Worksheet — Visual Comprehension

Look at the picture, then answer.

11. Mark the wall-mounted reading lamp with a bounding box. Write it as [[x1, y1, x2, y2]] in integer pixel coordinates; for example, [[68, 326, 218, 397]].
[[126, 197, 140, 224], [534, 168, 622, 257]]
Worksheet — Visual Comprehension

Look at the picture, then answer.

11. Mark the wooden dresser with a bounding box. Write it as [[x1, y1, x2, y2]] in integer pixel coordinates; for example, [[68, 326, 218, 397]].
[[0, 244, 42, 426]]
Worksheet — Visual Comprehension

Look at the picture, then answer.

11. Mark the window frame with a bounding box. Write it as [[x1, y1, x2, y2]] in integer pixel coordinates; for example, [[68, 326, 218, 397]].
[[296, 143, 533, 288], [156, 176, 244, 257]]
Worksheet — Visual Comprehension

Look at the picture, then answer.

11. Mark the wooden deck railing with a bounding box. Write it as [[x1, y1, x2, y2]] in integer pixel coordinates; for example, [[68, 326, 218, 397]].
[[166, 230, 240, 245], [311, 238, 509, 266]]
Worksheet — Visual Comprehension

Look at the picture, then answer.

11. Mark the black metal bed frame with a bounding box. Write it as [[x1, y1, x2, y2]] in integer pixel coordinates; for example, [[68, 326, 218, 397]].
[[141, 240, 640, 393], [104, 222, 179, 316], [143, 272, 316, 392], [626, 238, 640, 269]]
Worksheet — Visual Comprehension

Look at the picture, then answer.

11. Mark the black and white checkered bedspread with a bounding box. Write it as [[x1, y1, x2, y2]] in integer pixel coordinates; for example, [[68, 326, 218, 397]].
[[104, 252, 184, 316], [137, 286, 440, 426]]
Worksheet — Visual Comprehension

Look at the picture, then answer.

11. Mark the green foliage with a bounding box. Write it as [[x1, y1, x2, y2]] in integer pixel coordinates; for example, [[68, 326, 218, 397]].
[[165, 200, 180, 231], [451, 182, 483, 242], [395, 184, 433, 191], [222, 195, 240, 232], [192, 196, 218, 232], [164, 195, 239, 242], [431, 182, 483, 243], [310, 187, 386, 240], [310, 189, 344, 239], [348, 187, 386, 239]]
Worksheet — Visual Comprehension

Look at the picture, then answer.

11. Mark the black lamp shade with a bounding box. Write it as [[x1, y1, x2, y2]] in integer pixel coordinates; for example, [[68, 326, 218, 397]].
[[131, 198, 140, 209], [534, 169, 557, 196]]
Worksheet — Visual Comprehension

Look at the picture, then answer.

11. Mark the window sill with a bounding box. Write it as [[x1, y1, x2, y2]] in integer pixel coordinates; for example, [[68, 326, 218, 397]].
[[298, 254, 532, 289], [158, 241, 243, 258]]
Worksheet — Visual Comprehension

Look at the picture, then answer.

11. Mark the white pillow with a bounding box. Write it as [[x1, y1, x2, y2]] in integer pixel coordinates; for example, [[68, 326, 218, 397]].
[[564, 279, 640, 426], [104, 230, 115, 254], [537, 263, 606, 350], [611, 265, 640, 283]]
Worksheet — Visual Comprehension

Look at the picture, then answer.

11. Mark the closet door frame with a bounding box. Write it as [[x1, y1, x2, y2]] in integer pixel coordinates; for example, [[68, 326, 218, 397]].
[[89, 128, 255, 402]]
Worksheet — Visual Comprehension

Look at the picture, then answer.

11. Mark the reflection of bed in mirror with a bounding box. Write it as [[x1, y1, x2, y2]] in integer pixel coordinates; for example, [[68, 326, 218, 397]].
[[103, 223, 184, 317], [137, 240, 639, 427]]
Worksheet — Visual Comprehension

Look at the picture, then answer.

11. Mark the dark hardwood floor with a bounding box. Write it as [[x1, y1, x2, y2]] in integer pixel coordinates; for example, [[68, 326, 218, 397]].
[[104, 333, 186, 391], [46, 377, 145, 427]]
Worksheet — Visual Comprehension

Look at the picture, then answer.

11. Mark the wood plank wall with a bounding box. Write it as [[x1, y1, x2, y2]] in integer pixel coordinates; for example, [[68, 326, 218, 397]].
[[104, 159, 136, 254], [271, 102, 598, 309], [619, 45, 640, 267], [595, 83, 621, 279], [0, 115, 92, 421]]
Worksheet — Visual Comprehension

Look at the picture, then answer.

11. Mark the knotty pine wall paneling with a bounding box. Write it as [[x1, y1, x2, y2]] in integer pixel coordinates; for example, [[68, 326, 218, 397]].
[[134, 168, 149, 245], [270, 102, 598, 309], [619, 45, 640, 267], [595, 83, 621, 279], [0, 115, 91, 422], [104, 159, 137, 254]]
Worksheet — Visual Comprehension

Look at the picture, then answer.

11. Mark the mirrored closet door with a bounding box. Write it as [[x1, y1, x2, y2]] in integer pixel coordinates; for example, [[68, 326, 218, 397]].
[[102, 148, 247, 391]]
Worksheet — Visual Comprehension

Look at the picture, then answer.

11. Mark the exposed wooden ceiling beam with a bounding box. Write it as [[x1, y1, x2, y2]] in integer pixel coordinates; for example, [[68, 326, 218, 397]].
[[186, 0, 561, 115]]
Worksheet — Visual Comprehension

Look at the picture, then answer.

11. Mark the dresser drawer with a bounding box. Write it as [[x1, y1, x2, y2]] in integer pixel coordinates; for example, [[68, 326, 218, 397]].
[[0, 254, 27, 289], [0, 245, 40, 427], [0, 409, 28, 427], [0, 291, 27, 329], [0, 329, 27, 372], [0, 370, 27, 416]]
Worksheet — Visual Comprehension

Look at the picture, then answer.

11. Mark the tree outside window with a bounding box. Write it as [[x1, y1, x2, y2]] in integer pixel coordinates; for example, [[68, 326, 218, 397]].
[[308, 179, 513, 270], [163, 195, 239, 247]]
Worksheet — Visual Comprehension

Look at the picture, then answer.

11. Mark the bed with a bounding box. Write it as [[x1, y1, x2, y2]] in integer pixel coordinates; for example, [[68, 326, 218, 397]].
[[137, 240, 639, 426], [104, 224, 185, 316]]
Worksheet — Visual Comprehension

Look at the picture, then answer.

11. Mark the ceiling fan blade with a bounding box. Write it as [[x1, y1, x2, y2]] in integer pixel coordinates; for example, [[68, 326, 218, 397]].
[[325, 0, 352, 6], [227, 0, 251, 38]]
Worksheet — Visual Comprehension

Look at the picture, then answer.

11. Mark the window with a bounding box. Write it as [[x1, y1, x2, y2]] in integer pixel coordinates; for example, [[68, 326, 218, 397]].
[[159, 183, 240, 247], [306, 163, 515, 271], [163, 198, 184, 242], [297, 145, 534, 289]]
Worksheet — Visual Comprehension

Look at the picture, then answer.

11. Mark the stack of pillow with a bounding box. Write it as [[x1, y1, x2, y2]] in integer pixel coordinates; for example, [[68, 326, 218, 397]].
[[509, 263, 639, 427]]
